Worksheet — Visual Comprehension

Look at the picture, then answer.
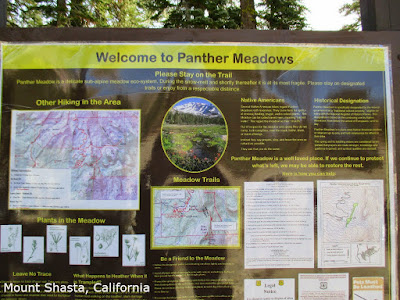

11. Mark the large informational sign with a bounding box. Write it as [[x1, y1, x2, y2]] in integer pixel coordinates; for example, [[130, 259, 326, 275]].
[[0, 42, 397, 299]]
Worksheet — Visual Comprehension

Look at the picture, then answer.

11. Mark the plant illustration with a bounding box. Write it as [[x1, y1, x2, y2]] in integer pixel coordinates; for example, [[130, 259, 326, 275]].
[[95, 228, 117, 250], [50, 232, 63, 251], [7, 227, 19, 249], [75, 241, 89, 264], [124, 237, 139, 261], [27, 239, 38, 262]]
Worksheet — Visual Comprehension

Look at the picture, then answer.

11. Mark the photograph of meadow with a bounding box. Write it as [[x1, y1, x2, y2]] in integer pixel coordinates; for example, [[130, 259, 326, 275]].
[[161, 97, 228, 172]]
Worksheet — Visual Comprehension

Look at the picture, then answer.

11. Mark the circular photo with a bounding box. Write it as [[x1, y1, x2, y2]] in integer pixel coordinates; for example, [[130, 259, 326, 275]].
[[161, 97, 228, 173]]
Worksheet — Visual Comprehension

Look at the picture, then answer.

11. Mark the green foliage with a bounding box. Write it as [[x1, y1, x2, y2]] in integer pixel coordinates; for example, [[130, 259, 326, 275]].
[[162, 125, 227, 172], [7, 0, 145, 27], [139, 0, 241, 29], [7, 0, 309, 30], [258, 0, 307, 30], [7, 0, 45, 27], [143, 0, 308, 29], [339, 0, 361, 31], [88, 0, 149, 28]]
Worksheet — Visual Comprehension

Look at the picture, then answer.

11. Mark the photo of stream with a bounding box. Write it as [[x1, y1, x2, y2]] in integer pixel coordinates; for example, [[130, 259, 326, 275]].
[[161, 97, 228, 173]]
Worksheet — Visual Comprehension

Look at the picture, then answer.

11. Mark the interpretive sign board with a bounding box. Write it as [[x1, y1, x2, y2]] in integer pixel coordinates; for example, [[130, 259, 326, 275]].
[[0, 41, 397, 299]]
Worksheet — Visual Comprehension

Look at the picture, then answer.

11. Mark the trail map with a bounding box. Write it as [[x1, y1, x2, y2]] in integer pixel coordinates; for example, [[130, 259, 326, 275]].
[[9, 110, 140, 210], [318, 180, 385, 268], [152, 188, 240, 248]]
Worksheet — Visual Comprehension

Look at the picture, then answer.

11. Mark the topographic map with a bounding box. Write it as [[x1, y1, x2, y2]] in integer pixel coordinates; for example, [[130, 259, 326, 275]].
[[152, 188, 240, 248], [10, 110, 140, 210], [318, 180, 385, 267]]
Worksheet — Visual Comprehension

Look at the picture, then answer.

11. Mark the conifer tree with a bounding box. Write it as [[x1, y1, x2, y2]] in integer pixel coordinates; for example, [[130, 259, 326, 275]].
[[339, 0, 361, 31], [7, 0, 145, 27], [7, 0, 308, 30], [139, 0, 241, 29], [258, 0, 307, 30]]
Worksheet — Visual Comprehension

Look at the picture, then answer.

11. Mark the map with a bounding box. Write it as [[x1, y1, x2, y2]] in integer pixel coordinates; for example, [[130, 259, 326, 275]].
[[152, 187, 240, 248], [10, 110, 140, 210], [318, 180, 385, 267]]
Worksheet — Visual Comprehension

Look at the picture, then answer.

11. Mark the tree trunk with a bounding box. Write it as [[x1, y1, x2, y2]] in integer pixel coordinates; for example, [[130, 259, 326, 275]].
[[241, 0, 256, 29], [57, 0, 67, 26]]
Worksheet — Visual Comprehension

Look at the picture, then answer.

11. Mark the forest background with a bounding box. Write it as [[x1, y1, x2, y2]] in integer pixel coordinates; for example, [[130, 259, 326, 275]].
[[6, 0, 360, 31]]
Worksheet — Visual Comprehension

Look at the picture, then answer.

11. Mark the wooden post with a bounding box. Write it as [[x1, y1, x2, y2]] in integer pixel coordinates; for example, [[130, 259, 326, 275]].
[[386, 0, 400, 30], [360, 0, 376, 31], [0, 0, 6, 28], [361, 0, 400, 31]]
